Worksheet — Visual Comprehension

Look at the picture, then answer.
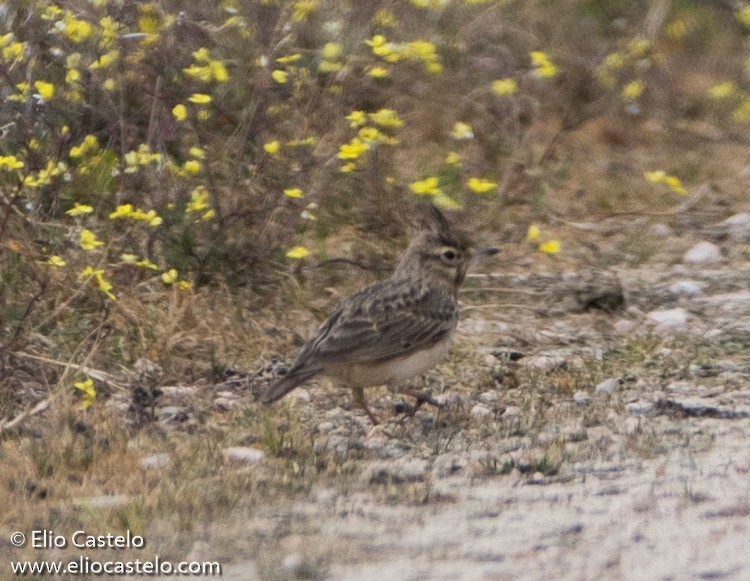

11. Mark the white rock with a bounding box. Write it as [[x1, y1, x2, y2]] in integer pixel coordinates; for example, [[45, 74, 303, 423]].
[[613, 319, 636, 333], [669, 280, 704, 296], [704, 328, 723, 340], [683, 241, 722, 264], [647, 307, 688, 331], [291, 389, 311, 403], [522, 355, 566, 371], [281, 553, 303, 572], [626, 401, 654, 414], [139, 453, 170, 469], [222, 446, 264, 464], [470, 403, 492, 417], [595, 378, 620, 394], [317, 421, 336, 433], [573, 391, 590, 405], [502, 405, 521, 417], [649, 223, 673, 238], [624, 417, 640, 435], [720, 212, 750, 227], [478, 391, 498, 404], [214, 397, 237, 410]]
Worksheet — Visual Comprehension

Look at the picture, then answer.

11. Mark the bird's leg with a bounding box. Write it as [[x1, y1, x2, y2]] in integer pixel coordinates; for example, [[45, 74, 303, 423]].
[[398, 388, 445, 416], [352, 387, 379, 425]]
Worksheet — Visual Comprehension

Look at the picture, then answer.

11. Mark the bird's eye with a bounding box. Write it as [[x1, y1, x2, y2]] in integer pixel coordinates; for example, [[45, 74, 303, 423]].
[[441, 248, 458, 262]]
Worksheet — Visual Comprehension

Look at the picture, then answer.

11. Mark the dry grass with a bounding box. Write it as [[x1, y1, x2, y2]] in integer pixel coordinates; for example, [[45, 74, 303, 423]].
[[2, 0, 750, 576]]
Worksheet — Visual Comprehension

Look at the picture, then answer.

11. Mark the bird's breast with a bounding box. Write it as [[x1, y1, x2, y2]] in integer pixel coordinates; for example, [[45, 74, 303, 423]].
[[324, 332, 455, 388]]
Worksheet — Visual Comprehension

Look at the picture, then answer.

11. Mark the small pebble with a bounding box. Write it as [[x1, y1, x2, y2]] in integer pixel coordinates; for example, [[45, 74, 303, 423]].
[[595, 378, 620, 394], [683, 241, 721, 264], [471, 404, 492, 417], [573, 391, 590, 405], [222, 447, 264, 464]]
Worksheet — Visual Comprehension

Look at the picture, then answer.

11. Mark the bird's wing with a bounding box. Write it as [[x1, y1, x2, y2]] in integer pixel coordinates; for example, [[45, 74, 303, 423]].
[[260, 278, 457, 404], [294, 277, 458, 368]]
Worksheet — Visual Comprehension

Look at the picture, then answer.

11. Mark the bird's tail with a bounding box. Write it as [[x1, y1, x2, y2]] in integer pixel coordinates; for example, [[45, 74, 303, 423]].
[[259, 367, 320, 404]]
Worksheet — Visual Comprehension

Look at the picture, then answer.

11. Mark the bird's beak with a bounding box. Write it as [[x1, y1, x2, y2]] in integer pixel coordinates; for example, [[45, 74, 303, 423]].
[[473, 246, 500, 259]]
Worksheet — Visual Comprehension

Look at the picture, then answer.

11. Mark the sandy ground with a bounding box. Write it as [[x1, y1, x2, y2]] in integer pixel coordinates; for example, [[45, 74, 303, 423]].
[[162, 225, 750, 581]]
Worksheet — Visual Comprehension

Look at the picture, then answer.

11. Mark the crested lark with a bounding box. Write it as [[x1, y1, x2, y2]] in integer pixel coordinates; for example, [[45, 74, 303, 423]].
[[260, 205, 498, 424]]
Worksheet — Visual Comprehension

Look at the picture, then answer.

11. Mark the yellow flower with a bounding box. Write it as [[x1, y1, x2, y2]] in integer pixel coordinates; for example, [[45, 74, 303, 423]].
[[345, 110, 367, 128], [263, 140, 280, 154], [271, 69, 288, 84], [372, 9, 396, 27], [284, 188, 304, 198], [34, 80, 55, 101], [322, 42, 341, 59], [186, 186, 210, 213], [664, 175, 687, 195], [172, 104, 187, 121], [1, 39, 24, 63], [89, 50, 119, 69], [358, 127, 380, 142], [539, 240, 560, 254], [63, 16, 93, 43], [369, 108, 404, 128], [210, 60, 229, 82], [74, 379, 96, 409], [450, 121, 473, 140], [0, 155, 24, 170], [708, 82, 736, 100], [409, 176, 441, 196], [161, 269, 178, 284], [445, 151, 460, 166], [644, 169, 687, 195], [66, 202, 94, 216], [183, 160, 201, 174], [491, 78, 518, 96], [65, 68, 80, 84], [530, 51, 557, 78], [188, 93, 212, 104], [737, 6, 750, 27], [143, 210, 163, 226], [79, 267, 116, 300], [183, 64, 212, 82], [604, 52, 625, 70], [527, 224, 541, 241], [110, 204, 134, 219], [276, 54, 302, 64], [286, 246, 311, 259], [622, 80, 644, 100], [46, 255, 67, 267], [189, 146, 205, 158], [466, 177, 497, 194], [644, 170, 666, 183], [69, 135, 98, 158], [627, 38, 651, 58], [102, 78, 116, 91], [319, 60, 342, 73], [80, 229, 104, 251], [121, 253, 138, 264], [338, 138, 369, 160], [433, 194, 461, 210], [367, 66, 389, 78], [293, 0, 318, 21]]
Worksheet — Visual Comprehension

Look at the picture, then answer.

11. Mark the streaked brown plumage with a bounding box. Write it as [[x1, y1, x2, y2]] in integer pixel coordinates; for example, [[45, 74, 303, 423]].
[[261, 205, 497, 424]]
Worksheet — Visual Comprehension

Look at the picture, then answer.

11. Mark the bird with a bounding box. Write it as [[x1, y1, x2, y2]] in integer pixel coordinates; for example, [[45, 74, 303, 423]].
[[260, 204, 498, 424]]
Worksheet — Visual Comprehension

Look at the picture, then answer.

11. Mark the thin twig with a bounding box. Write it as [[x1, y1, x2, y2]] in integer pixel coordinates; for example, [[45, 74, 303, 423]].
[[1, 398, 49, 431], [12, 351, 123, 387]]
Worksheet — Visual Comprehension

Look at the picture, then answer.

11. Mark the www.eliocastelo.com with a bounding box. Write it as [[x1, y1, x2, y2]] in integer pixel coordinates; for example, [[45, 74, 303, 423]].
[[8, 530, 222, 576]]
